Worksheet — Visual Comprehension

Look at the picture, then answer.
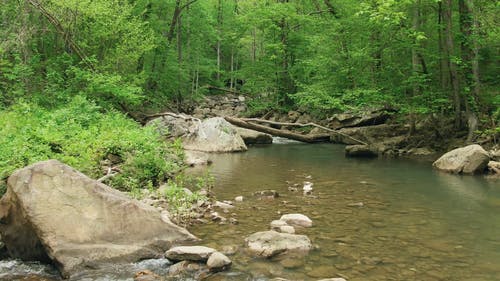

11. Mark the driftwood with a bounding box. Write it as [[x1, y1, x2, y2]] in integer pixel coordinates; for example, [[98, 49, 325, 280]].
[[225, 116, 368, 145], [225, 116, 331, 143], [97, 167, 121, 183]]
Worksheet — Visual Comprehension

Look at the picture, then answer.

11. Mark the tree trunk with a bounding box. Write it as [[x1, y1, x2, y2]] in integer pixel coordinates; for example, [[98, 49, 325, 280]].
[[444, 0, 461, 129], [216, 0, 223, 82], [409, 0, 421, 135], [459, 0, 479, 142]]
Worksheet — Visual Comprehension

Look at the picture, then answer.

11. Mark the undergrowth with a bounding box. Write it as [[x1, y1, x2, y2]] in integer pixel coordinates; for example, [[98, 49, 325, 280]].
[[0, 96, 184, 194]]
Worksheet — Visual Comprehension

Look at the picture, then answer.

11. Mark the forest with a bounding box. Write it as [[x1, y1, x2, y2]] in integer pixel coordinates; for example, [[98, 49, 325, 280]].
[[0, 0, 499, 191]]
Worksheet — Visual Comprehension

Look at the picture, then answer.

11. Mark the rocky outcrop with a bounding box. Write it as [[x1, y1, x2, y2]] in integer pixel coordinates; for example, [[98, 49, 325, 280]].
[[433, 144, 490, 174], [0, 160, 197, 278], [328, 108, 392, 129], [183, 117, 247, 153], [234, 127, 273, 145], [245, 230, 312, 258], [146, 114, 197, 139], [192, 95, 247, 118]]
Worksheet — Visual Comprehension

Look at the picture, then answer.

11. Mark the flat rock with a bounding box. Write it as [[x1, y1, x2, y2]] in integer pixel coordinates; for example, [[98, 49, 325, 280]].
[[245, 230, 312, 258], [0, 160, 196, 278], [433, 144, 490, 174], [280, 214, 313, 228], [165, 246, 216, 262]]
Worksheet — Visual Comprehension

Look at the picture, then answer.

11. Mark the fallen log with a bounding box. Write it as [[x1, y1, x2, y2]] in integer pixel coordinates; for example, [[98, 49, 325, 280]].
[[225, 116, 331, 143], [238, 117, 368, 145], [225, 116, 368, 145]]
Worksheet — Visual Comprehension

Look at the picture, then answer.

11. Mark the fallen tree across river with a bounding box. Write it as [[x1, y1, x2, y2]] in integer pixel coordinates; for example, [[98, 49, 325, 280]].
[[225, 116, 367, 145]]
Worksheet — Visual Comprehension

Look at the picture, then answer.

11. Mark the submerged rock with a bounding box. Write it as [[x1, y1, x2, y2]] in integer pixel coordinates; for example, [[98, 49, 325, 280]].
[[165, 246, 216, 262], [168, 260, 207, 277], [184, 150, 211, 166], [254, 190, 280, 198], [245, 230, 312, 258], [183, 117, 247, 153], [433, 144, 490, 174], [134, 270, 162, 281], [345, 144, 379, 158], [0, 160, 197, 278]]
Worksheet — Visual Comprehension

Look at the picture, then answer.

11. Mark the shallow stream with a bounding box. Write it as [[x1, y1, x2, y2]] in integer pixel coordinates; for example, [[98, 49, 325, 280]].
[[1, 142, 499, 280]]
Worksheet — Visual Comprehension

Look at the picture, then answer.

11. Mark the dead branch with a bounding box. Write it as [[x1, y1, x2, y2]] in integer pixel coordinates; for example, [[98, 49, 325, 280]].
[[27, 0, 95, 71], [225, 116, 331, 143], [239, 118, 368, 145], [97, 166, 120, 183]]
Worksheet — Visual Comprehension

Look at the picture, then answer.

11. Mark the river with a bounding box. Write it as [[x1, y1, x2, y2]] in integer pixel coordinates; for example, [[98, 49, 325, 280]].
[[1, 142, 499, 280]]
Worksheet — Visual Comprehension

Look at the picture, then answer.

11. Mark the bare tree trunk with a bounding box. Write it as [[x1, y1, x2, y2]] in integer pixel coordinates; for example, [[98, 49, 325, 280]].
[[409, 0, 422, 135], [230, 47, 234, 90], [459, 0, 479, 142], [251, 27, 256, 63], [167, 0, 199, 44], [216, 0, 223, 82], [444, 0, 461, 129], [438, 2, 448, 92], [176, 12, 183, 106]]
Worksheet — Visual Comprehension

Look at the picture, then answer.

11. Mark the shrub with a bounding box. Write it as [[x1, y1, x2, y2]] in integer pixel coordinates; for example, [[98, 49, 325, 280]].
[[0, 96, 183, 194]]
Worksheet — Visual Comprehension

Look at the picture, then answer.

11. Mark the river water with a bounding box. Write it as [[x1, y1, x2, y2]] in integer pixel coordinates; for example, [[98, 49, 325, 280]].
[[1, 142, 499, 280]]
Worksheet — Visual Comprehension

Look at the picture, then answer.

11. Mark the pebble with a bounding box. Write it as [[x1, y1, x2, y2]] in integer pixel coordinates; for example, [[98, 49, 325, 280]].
[[347, 202, 364, 207]]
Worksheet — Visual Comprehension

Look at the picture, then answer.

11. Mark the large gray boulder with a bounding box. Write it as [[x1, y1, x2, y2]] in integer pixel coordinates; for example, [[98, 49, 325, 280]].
[[433, 144, 490, 174], [245, 230, 312, 258], [234, 127, 273, 145], [183, 117, 247, 153], [0, 160, 197, 278]]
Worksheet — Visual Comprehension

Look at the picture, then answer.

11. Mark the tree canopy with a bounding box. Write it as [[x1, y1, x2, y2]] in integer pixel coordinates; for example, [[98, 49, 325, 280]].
[[1, 0, 498, 130]]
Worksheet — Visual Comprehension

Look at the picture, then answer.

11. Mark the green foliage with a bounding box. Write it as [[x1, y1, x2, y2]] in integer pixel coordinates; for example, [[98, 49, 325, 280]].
[[0, 96, 183, 193]]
